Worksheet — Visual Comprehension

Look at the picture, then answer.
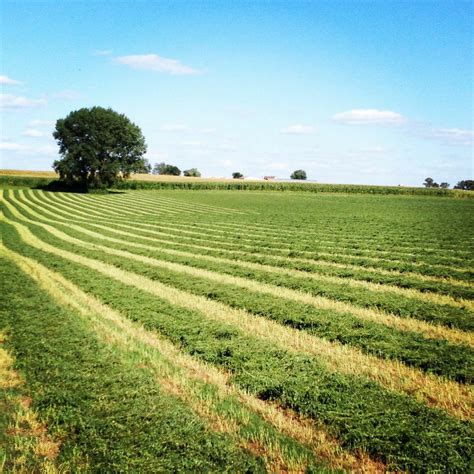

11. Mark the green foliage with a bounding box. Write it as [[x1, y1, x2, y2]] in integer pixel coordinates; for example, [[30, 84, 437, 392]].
[[290, 170, 307, 180], [454, 179, 474, 190], [133, 158, 152, 174], [152, 162, 181, 176], [0, 255, 264, 472], [232, 172, 244, 179], [183, 168, 201, 177], [2, 222, 473, 472], [52, 107, 147, 189]]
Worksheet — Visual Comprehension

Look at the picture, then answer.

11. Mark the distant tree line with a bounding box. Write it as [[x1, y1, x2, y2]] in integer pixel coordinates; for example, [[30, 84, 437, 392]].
[[423, 177, 473, 190]]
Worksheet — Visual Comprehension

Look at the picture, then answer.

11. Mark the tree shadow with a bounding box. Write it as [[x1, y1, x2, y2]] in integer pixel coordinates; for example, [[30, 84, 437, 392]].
[[34, 180, 126, 194]]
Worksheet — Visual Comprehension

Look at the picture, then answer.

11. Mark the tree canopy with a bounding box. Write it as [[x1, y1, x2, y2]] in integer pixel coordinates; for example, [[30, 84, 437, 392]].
[[53, 107, 147, 189], [454, 180, 474, 190], [290, 169, 307, 180], [232, 172, 244, 179], [183, 168, 201, 177], [153, 162, 181, 176]]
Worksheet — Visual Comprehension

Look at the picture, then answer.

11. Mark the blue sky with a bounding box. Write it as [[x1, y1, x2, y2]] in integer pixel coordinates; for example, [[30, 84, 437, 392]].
[[1, 0, 472, 185]]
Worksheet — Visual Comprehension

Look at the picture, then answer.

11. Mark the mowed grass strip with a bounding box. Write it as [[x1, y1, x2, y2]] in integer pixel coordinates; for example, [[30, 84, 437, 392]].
[[2, 222, 473, 472], [9, 192, 474, 334], [6, 195, 473, 383], [51, 189, 471, 267], [37, 189, 469, 268], [6, 200, 473, 350], [0, 333, 66, 473], [2, 218, 473, 420], [22, 189, 473, 281], [0, 252, 268, 473], [107, 200, 471, 262], [176, 218, 472, 256], [5, 245, 384, 473]]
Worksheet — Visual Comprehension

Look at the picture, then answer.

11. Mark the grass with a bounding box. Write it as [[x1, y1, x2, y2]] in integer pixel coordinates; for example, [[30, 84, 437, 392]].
[[1, 184, 473, 471]]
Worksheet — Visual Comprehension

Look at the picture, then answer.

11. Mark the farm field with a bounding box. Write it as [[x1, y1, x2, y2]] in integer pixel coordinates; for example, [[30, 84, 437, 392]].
[[1, 188, 473, 472]]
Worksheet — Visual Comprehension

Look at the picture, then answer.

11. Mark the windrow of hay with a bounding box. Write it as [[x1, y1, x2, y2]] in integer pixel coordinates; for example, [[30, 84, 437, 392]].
[[13, 190, 474, 289], [24, 188, 472, 277], [3, 245, 383, 473], [0, 333, 61, 472], [4, 199, 473, 349], [3, 217, 473, 420]]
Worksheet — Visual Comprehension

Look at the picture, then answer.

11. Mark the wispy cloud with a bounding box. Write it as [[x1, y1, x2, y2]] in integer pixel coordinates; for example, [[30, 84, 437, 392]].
[[22, 128, 45, 137], [428, 128, 473, 146], [52, 90, 81, 100], [333, 109, 406, 125], [30, 119, 55, 127], [0, 141, 56, 155], [160, 123, 190, 132], [114, 54, 200, 75], [0, 93, 47, 109], [93, 49, 113, 56], [0, 75, 22, 85], [0, 141, 26, 151], [281, 124, 314, 135]]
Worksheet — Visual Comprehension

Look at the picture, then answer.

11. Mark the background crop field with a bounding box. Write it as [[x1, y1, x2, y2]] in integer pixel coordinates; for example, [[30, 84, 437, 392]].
[[1, 187, 473, 472]]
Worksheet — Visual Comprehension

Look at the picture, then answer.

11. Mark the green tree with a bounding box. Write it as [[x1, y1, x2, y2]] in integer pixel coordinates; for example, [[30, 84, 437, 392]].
[[440, 182, 450, 189], [290, 169, 307, 180], [423, 177, 438, 188], [183, 168, 201, 177], [53, 107, 147, 189], [152, 162, 181, 176], [134, 158, 152, 174], [232, 172, 244, 179], [454, 180, 474, 190]]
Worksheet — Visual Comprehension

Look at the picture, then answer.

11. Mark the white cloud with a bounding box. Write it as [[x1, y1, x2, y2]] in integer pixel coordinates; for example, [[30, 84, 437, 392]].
[[429, 128, 474, 146], [0, 93, 47, 109], [198, 128, 217, 134], [160, 123, 190, 132], [93, 49, 113, 56], [0, 75, 22, 85], [0, 141, 26, 151], [30, 119, 55, 127], [22, 128, 44, 137], [266, 162, 289, 170], [114, 54, 200, 75], [52, 90, 81, 100], [0, 141, 56, 155], [281, 124, 314, 135], [333, 109, 406, 125]]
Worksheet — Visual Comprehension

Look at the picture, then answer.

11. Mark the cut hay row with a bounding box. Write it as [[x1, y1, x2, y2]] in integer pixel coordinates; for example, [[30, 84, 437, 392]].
[[13, 191, 473, 311], [31, 190, 473, 276], [52, 191, 471, 263], [14, 190, 474, 293], [8, 190, 474, 302], [3, 244, 382, 472], [4, 202, 473, 347], [0, 333, 61, 473], [3, 214, 474, 410], [5, 198, 472, 384], [18, 196, 474, 311], [2, 219, 472, 472], [182, 218, 472, 253]]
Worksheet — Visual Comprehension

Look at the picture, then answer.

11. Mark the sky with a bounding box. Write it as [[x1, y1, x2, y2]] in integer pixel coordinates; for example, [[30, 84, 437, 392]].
[[1, 0, 473, 186]]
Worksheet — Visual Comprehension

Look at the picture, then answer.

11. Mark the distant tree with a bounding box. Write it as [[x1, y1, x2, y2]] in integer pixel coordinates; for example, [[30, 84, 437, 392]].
[[52, 106, 147, 189], [290, 169, 307, 180], [152, 162, 181, 176], [232, 172, 244, 179], [183, 168, 201, 177], [454, 180, 474, 190], [134, 158, 152, 174], [423, 177, 439, 188], [440, 182, 450, 189]]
